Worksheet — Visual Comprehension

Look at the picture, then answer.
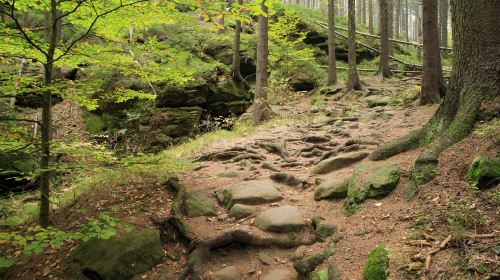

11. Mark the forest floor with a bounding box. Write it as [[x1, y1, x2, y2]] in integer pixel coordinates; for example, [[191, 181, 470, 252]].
[[4, 76, 499, 280]]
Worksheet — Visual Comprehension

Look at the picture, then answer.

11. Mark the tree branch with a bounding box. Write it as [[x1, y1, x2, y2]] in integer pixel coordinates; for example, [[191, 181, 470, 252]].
[[0, 117, 41, 125]]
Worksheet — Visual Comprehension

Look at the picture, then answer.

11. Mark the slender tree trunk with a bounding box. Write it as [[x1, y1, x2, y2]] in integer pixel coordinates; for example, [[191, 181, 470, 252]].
[[346, 0, 362, 91], [394, 0, 400, 38], [371, 0, 500, 195], [368, 0, 374, 34], [377, 0, 391, 78], [387, 0, 393, 55], [327, 0, 337, 85], [253, 0, 270, 124], [404, 0, 409, 41], [40, 0, 61, 228], [420, 0, 441, 105], [356, 0, 361, 22], [438, 0, 448, 48], [232, 0, 243, 79], [361, 0, 366, 24]]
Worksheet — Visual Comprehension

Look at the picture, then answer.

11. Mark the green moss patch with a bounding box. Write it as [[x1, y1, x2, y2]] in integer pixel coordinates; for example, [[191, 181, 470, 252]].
[[363, 246, 389, 280]]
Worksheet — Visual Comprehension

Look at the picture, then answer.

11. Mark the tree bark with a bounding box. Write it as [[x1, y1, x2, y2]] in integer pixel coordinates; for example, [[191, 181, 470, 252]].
[[231, 0, 243, 80], [394, 0, 400, 38], [252, 0, 271, 124], [361, 0, 366, 24], [387, 0, 394, 55], [346, 0, 362, 91], [371, 0, 500, 195], [438, 0, 448, 48], [420, 0, 442, 105], [377, 0, 391, 78], [404, 0, 409, 41], [368, 0, 374, 34], [327, 0, 337, 85]]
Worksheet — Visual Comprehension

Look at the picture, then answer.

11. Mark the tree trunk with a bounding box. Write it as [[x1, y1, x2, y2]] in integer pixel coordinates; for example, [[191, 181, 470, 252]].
[[368, 0, 374, 34], [377, 0, 391, 78], [253, 0, 271, 124], [438, 0, 448, 48], [394, 0, 400, 38], [371, 0, 500, 196], [404, 0, 409, 41], [361, 0, 366, 24], [420, 0, 441, 105], [231, 0, 243, 80], [327, 0, 337, 85], [387, 0, 393, 55], [346, 0, 362, 91]]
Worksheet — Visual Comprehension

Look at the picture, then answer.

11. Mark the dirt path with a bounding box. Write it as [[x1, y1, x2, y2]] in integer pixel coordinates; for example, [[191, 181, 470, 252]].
[[130, 77, 439, 280]]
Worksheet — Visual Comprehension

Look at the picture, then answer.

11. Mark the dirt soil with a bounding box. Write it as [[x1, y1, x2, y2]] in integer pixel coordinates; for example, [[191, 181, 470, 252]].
[[3, 76, 499, 280]]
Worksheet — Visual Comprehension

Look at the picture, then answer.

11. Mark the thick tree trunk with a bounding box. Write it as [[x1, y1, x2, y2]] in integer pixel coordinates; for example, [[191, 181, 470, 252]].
[[368, 0, 374, 34], [231, 0, 243, 80], [420, 0, 441, 105], [346, 0, 362, 91], [371, 0, 500, 196], [252, 0, 271, 124], [438, 0, 448, 48], [327, 0, 337, 85], [377, 0, 391, 78]]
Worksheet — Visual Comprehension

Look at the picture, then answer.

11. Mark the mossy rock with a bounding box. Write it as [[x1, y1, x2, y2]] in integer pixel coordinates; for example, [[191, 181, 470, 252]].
[[344, 163, 400, 214], [149, 107, 203, 138], [183, 191, 217, 217], [312, 217, 337, 241], [155, 79, 209, 108], [467, 156, 500, 189], [205, 100, 252, 117], [65, 229, 164, 280], [0, 152, 38, 193], [228, 204, 253, 219], [294, 249, 334, 276], [363, 246, 389, 280], [314, 179, 349, 200], [207, 74, 252, 104]]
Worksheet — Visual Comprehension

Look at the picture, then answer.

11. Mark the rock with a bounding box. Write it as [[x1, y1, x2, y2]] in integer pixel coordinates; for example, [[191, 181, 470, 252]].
[[262, 268, 297, 280], [345, 163, 400, 214], [223, 180, 283, 208], [270, 172, 302, 187], [467, 156, 500, 189], [218, 171, 240, 178], [312, 217, 337, 241], [359, 111, 378, 121], [149, 107, 202, 138], [255, 206, 305, 233], [294, 249, 334, 277], [363, 246, 389, 280], [291, 246, 308, 261], [314, 179, 349, 200], [210, 266, 242, 280], [257, 252, 275, 265], [363, 95, 391, 108], [65, 230, 164, 280], [228, 204, 253, 219], [183, 191, 217, 217], [289, 70, 317, 91], [310, 151, 370, 175]]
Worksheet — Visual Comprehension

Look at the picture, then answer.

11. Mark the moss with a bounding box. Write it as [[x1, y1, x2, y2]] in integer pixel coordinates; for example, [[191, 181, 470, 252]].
[[82, 111, 105, 135], [363, 246, 390, 280], [312, 217, 337, 241], [294, 249, 335, 277], [405, 157, 438, 198], [467, 156, 500, 190]]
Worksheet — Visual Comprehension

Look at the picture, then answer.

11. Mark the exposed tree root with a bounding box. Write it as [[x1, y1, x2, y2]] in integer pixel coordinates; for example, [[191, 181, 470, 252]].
[[294, 247, 335, 280], [256, 139, 293, 162], [193, 147, 265, 163]]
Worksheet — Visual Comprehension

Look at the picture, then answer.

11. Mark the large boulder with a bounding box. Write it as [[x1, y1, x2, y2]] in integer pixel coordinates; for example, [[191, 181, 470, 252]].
[[254, 206, 305, 233], [310, 151, 370, 175], [223, 180, 283, 208], [65, 230, 164, 280], [289, 70, 317, 91], [155, 80, 209, 108], [363, 95, 392, 108], [183, 191, 217, 217]]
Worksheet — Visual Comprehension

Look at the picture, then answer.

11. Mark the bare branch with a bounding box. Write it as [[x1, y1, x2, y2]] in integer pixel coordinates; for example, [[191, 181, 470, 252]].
[[0, 117, 41, 125]]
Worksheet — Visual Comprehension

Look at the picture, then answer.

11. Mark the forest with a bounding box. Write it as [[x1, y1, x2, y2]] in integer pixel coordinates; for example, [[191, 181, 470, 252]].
[[0, 0, 498, 279]]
